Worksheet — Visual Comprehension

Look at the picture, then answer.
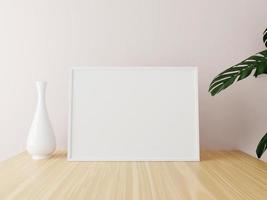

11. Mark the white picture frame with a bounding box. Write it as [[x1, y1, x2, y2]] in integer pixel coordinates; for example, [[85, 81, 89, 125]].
[[68, 66, 199, 161]]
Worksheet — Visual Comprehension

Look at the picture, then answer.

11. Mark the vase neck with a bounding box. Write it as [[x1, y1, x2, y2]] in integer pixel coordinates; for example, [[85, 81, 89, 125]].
[[36, 81, 47, 105]]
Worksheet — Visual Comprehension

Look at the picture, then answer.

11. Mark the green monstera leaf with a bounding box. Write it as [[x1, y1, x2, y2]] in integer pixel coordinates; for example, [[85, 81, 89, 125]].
[[264, 28, 267, 47], [209, 29, 267, 96], [209, 49, 267, 96], [256, 133, 267, 158]]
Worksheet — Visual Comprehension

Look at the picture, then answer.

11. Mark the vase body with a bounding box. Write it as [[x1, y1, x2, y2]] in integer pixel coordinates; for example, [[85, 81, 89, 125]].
[[27, 81, 56, 159]]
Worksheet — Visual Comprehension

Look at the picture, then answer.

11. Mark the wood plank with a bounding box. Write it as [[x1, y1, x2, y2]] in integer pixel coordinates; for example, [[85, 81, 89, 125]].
[[0, 151, 266, 200]]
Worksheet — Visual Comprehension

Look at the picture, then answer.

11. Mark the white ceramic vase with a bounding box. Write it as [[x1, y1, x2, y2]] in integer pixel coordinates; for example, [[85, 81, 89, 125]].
[[27, 81, 56, 160]]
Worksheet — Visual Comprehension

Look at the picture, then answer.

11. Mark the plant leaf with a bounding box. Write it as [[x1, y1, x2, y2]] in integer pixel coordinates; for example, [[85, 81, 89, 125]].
[[256, 133, 267, 158], [264, 28, 267, 48], [209, 49, 267, 96], [238, 66, 253, 80]]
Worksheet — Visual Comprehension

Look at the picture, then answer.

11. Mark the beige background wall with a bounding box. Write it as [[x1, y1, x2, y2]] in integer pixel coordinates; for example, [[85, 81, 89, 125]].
[[0, 0, 266, 161]]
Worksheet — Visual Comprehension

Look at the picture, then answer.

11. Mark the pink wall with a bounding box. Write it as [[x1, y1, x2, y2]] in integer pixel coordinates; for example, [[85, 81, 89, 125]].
[[0, 0, 266, 160]]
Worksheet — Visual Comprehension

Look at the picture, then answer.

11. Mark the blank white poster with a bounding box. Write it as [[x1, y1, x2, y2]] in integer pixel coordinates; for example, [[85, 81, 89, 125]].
[[68, 67, 199, 161]]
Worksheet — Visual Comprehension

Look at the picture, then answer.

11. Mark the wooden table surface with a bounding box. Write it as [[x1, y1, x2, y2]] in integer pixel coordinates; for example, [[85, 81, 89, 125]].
[[0, 151, 266, 200]]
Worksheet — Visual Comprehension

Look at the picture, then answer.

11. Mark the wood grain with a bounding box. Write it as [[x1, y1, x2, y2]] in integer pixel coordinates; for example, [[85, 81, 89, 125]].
[[0, 151, 266, 200]]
